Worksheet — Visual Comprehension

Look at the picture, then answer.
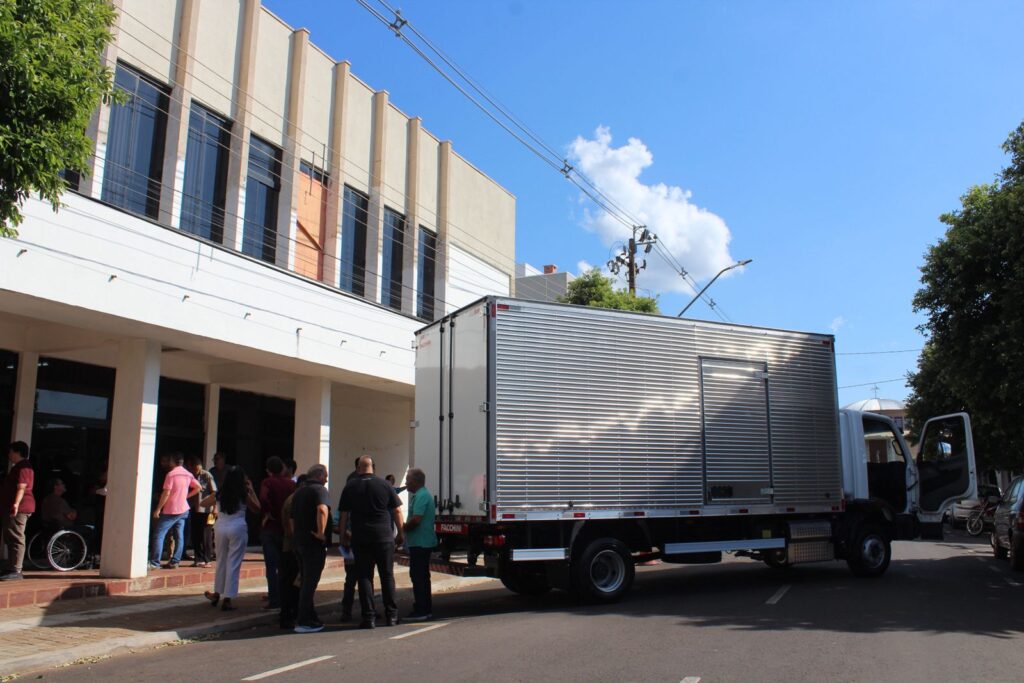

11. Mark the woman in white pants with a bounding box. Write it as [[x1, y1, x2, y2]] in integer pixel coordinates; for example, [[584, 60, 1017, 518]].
[[202, 466, 259, 611]]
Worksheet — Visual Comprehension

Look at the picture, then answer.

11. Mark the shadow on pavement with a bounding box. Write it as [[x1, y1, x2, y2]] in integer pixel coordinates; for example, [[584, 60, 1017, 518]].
[[26, 534, 1024, 646], [183, 545, 1024, 648]]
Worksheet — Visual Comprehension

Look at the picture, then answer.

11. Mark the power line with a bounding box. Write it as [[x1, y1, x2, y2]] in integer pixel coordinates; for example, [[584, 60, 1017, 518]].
[[837, 348, 922, 356], [357, 0, 722, 311], [838, 377, 907, 390]]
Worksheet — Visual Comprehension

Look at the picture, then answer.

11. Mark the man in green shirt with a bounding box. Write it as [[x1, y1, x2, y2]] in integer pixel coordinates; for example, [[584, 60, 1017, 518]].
[[402, 468, 438, 621]]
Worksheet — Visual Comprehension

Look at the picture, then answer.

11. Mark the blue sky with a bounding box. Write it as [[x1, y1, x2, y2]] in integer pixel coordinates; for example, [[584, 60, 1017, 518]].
[[267, 0, 1024, 408]]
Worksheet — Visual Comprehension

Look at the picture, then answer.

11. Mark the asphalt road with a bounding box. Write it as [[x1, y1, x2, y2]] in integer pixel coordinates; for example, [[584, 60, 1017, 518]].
[[34, 532, 1024, 683]]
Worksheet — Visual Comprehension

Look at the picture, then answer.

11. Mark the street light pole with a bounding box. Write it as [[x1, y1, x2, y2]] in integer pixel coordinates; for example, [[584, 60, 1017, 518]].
[[676, 259, 753, 318]]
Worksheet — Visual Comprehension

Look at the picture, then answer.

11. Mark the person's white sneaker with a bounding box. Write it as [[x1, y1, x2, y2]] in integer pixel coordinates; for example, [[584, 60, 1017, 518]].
[[293, 623, 325, 634]]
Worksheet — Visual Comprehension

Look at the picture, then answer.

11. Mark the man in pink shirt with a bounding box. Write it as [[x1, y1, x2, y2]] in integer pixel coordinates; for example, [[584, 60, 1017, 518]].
[[149, 452, 200, 569]]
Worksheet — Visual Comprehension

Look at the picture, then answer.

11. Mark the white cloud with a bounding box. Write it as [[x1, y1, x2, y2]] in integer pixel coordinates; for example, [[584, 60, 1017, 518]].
[[830, 316, 845, 333], [576, 260, 593, 275], [568, 126, 735, 294]]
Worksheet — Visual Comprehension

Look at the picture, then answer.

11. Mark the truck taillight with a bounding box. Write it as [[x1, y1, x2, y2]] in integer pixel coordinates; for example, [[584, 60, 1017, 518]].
[[483, 534, 506, 547]]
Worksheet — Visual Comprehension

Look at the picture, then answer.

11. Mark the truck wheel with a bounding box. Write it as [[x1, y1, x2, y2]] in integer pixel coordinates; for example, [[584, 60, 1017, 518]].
[[572, 538, 635, 602], [991, 532, 1009, 560], [499, 565, 551, 596], [846, 525, 891, 577], [763, 549, 791, 570], [1011, 536, 1024, 572]]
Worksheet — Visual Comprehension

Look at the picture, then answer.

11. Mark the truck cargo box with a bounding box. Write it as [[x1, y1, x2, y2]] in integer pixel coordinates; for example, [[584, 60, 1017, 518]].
[[414, 297, 843, 523]]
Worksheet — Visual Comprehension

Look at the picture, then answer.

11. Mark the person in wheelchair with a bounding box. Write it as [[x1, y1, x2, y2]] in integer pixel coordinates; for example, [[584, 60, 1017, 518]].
[[42, 478, 79, 530], [30, 478, 96, 571]]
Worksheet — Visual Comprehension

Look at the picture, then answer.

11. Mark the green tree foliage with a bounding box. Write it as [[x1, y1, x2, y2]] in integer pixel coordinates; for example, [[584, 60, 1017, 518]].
[[559, 268, 659, 313], [0, 0, 120, 236], [907, 123, 1024, 472]]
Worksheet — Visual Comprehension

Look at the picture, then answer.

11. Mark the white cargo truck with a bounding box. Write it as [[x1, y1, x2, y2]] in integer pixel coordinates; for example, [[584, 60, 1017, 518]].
[[413, 297, 976, 601]]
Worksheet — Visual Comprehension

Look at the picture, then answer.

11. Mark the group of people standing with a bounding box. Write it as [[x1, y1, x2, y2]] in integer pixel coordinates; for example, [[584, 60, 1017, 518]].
[[283, 454, 438, 632], [181, 452, 438, 633], [3, 441, 439, 633]]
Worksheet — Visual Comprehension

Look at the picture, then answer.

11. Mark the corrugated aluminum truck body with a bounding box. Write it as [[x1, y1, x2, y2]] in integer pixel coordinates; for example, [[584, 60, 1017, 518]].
[[414, 297, 843, 523]]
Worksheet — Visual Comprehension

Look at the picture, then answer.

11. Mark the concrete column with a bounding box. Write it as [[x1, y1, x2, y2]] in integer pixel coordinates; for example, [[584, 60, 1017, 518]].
[[293, 377, 331, 483], [401, 117, 421, 316], [100, 340, 161, 579], [203, 383, 220, 466], [81, 0, 124, 200], [365, 90, 388, 303], [11, 351, 38, 445], [277, 28, 309, 271], [223, 0, 261, 252], [159, 0, 199, 228], [435, 140, 453, 315], [322, 61, 351, 289]]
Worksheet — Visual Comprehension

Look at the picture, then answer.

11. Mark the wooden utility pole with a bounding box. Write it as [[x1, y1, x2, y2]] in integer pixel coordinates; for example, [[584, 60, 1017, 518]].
[[627, 237, 637, 295]]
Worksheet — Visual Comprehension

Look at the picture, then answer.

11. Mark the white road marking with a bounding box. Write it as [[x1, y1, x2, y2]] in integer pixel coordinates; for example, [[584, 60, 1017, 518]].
[[241, 655, 335, 681], [1004, 577, 1022, 588], [765, 584, 791, 605], [389, 622, 449, 640], [680, 678, 702, 683]]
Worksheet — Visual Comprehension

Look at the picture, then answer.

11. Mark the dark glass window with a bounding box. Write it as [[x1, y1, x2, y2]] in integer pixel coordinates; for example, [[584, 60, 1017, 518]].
[[60, 169, 81, 192], [181, 103, 231, 243], [31, 358, 115, 521], [155, 377, 206, 461], [299, 161, 328, 185], [381, 207, 405, 311], [0, 351, 17, 461], [102, 63, 169, 219], [242, 135, 281, 263], [339, 186, 368, 296], [417, 226, 437, 320]]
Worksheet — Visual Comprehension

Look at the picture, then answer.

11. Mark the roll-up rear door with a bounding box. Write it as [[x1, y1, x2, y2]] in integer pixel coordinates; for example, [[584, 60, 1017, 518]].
[[700, 358, 773, 504]]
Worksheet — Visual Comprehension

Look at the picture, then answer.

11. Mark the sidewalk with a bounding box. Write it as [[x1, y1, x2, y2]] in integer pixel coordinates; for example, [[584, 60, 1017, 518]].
[[0, 553, 278, 609], [0, 560, 492, 678]]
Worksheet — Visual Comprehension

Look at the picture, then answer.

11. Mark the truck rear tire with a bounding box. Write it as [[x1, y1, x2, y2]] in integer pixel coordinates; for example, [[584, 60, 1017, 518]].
[[499, 565, 551, 596], [846, 525, 891, 577], [572, 538, 635, 602]]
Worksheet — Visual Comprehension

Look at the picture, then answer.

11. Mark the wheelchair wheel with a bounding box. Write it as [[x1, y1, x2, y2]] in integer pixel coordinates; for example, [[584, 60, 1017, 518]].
[[47, 529, 89, 571], [26, 532, 50, 570]]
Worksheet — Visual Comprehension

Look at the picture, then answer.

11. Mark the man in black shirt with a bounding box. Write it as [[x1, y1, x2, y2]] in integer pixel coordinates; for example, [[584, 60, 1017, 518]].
[[339, 455, 404, 628], [290, 464, 330, 633]]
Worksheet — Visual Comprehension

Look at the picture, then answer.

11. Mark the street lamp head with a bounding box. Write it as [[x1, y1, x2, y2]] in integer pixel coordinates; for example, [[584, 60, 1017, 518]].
[[737, 258, 752, 267]]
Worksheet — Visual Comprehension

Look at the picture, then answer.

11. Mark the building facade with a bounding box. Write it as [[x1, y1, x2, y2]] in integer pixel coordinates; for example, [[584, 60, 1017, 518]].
[[515, 263, 574, 302], [0, 0, 515, 578]]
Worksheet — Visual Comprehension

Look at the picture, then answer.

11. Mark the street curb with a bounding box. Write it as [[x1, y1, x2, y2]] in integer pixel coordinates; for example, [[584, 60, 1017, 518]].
[[0, 574, 494, 678]]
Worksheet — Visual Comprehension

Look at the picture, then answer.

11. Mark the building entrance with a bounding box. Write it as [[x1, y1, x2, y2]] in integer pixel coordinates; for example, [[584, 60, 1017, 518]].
[[30, 358, 115, 533]]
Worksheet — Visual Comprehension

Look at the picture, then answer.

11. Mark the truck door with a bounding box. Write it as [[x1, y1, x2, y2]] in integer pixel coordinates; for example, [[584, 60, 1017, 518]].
[[413, 322, 446, 513], [700, 358, 774, 504], [914, 412, 977, 522], [446, 302, 490, 519]]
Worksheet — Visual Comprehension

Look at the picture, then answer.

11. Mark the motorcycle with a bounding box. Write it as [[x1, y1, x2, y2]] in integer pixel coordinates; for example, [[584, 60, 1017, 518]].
[[966, 495, 1000, 537]]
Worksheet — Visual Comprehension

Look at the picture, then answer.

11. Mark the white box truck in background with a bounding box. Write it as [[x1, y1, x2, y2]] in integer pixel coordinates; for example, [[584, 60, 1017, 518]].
[[413, 298, 976, 601]]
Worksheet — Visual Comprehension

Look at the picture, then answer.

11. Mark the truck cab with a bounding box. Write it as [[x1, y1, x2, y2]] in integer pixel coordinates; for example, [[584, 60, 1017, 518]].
[[839, 409, 977, 539]]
